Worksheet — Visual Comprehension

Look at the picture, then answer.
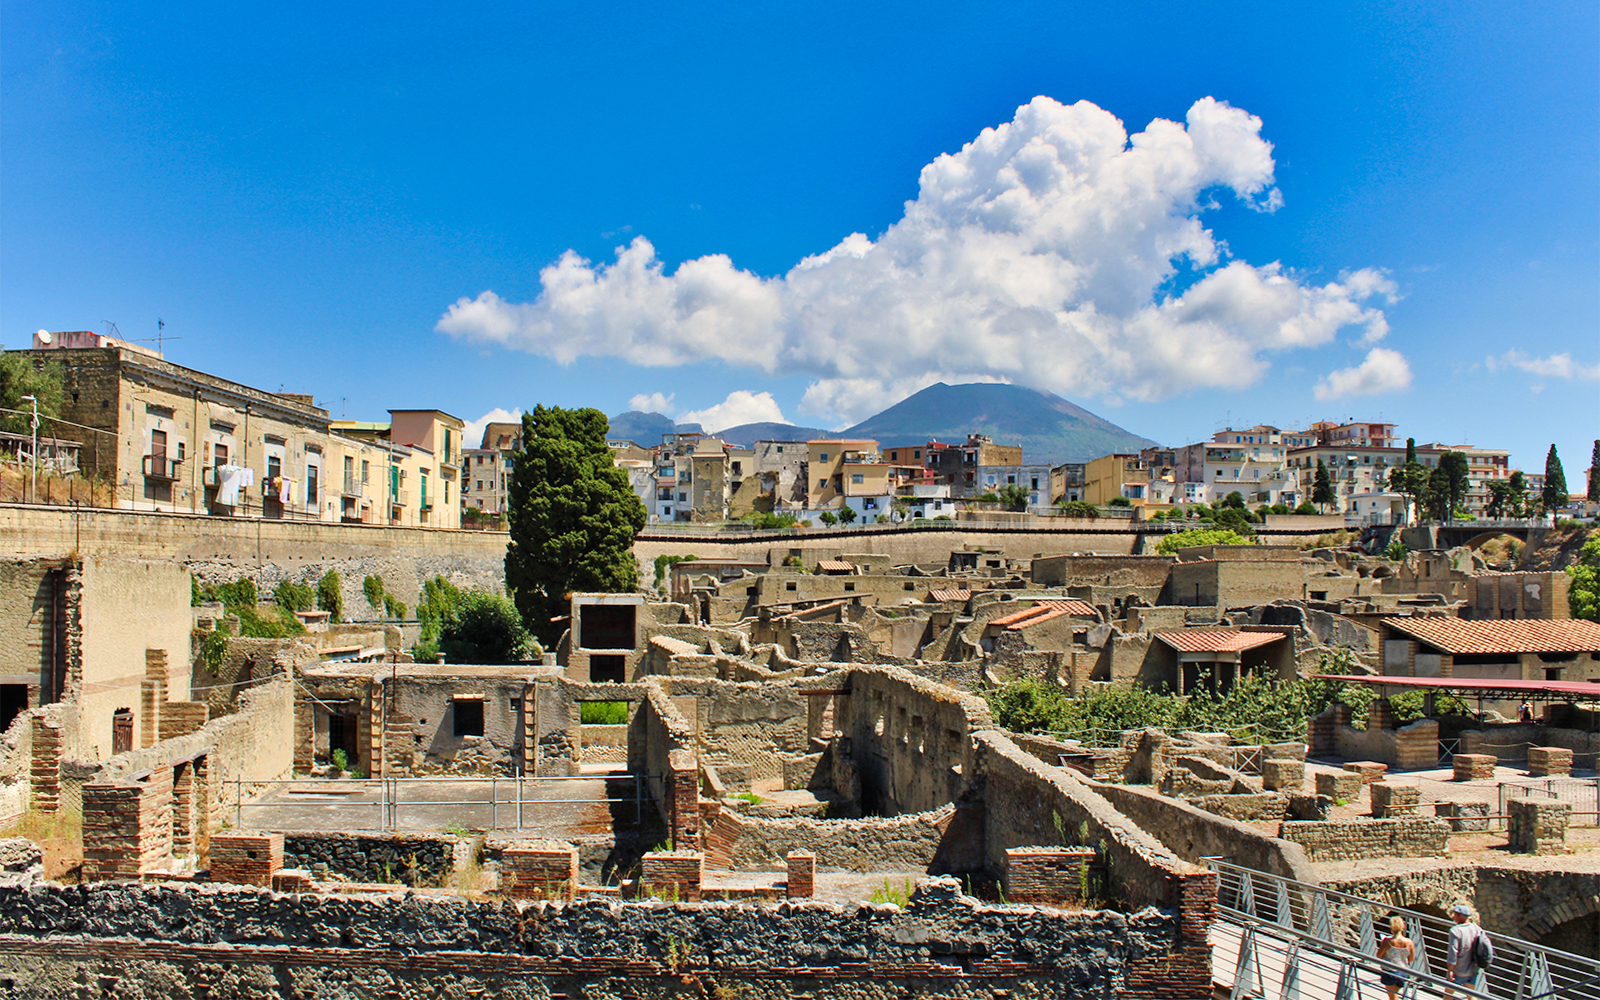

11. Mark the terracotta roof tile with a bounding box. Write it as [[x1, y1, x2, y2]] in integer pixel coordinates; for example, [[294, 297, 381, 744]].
[[1156, 629, 1288, 653], [1037, 599, 1099, 617], [987, 605, 1053, 628], [927, 589, 973, 603], [816, 559, 854, 573], [1381, 618, 1600, 655]]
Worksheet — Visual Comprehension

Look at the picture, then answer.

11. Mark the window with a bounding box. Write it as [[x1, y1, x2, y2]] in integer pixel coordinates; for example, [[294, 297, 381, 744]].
[[307, 465, 319, 506], [851, 474, 863, 484], [819, 452, 829, 462], [151, 429, 168, 460], [361, 459, 370, 483], [913, 449, 921, 460], [776, 446, 783, 453], [453, 698, 484, 737]]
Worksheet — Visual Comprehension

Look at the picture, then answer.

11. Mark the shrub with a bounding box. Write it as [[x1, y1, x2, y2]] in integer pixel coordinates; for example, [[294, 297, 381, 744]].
[[838, 504, 858, 523], [364, 574, 386, 611], [273, 580, 316, 613], [1384, 540, 1408, 561], [819, 511, 838, 526], [317, 569, 343, 621], [1107, 496, 1133, 508], [652, 553, 699, 590], [1154, 527, 1253, 555], [1056, 500, 1099, 519], [1293, 501, 1320, 515], [383, 593, 407, 620], [439, 589, 536, 663]]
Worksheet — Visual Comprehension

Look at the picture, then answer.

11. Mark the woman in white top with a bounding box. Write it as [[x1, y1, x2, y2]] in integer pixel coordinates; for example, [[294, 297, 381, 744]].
[[1377, 915, 1417, 1000]]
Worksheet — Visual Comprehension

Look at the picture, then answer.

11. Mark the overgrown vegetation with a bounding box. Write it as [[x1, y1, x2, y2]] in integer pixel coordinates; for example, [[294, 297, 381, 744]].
[[412, 576, 537, 663], [363, 574, 407, 619], [1056, 500, 1099, 519], [1568, 533, 1600, 622], [653, 553, 699, 591], [1154, 527, 1252, 555], [742, 511, 799, 529], [192, 575, 306, 638], [317, 569, 343, 621], [273, 580, 315, 613], [196, 628, 229, 675], [580, 701, 630, 725], [869, 877, 915, 907]]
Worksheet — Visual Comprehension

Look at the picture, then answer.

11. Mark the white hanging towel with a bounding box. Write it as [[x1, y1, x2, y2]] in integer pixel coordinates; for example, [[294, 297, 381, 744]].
[[279, 476, 294, 504], [217, 465, 244, 506]]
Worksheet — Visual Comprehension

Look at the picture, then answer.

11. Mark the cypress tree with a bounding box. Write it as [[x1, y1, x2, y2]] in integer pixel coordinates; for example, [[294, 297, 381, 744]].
[[505, 405, 647, 649], [1588, 439, 1599, 503], [1543, 445, 1568, 514], [1312, 458, 1335, 510]]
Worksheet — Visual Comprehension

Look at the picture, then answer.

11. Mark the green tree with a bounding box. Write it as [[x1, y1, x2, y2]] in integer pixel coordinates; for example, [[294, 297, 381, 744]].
[[1221, 491, 1246, 510], [1293, 501, 1319, 515], [1436, 451, 1469, 522], [1589, 440, 1599, 503], [1543, 444, 1568, 514], [1386, 440, 1429, 524], [505, 405, 647, 649], [1507, 470, 1530, 518], [1312, 459, 1335, 510], [837, 504, 858, 523], [440, 590, 538, 663], [1421, 466, 1451, 522], [1485, 480, 1513, 519], [0, 351, 64, 436], [1567, 533, 1600, 622], [997, 484, 1031, 512], [818, 510, 838, 526], [1107, 495, 1133, 508]]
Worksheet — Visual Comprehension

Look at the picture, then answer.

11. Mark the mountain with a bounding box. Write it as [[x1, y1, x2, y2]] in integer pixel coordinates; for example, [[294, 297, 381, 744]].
[[714, 421, 833, 447], [606, 411, 702, 445], [842, 382, 1155, 465]]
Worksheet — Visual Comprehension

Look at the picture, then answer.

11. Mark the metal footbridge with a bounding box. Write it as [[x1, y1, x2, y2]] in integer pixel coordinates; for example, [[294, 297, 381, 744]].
[[1206, 860, 1600, 999]]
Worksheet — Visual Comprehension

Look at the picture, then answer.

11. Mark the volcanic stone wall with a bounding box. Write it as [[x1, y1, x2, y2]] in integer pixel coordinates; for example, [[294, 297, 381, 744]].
[[0, 876, 1210, 999]]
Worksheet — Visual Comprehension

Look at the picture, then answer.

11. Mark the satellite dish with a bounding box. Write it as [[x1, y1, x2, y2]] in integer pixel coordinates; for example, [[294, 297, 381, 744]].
[[35, 330, 52, 345]]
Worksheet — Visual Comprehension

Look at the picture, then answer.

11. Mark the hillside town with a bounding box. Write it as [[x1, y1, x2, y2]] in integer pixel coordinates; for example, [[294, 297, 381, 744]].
[[0, 330, 1598, 997]]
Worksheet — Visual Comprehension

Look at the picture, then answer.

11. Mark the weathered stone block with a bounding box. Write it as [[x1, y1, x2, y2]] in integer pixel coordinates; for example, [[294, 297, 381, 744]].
[[1286, 793, 1333, 821], [1453, 753, 1496, 781], [1369, 782, 1420, 818], [502, 842, 578, 900], [1315, 771, 1362, 801], [786, 851, 815, 899], [1434, 800, 1490, 832], [1277, 818, 1450, 861], [209, 833, 284, 886], [1507, 799, 1570, 855], [1343, 761, 1388, 784], [640, 850, 703, 902], [1261, 759, 1304, 791], [1527, 747, 1573, 778]]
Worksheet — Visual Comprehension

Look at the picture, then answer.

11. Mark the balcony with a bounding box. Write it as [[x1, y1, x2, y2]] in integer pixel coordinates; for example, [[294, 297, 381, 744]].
[[203, 466, 220, 487], [343, 475, 363, 498], [391, 489, 409, 507], [142, 454, 182, 480]]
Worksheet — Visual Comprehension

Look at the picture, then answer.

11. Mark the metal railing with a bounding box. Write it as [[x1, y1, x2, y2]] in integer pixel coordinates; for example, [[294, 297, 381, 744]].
[[1207, 858, 1600, 999], [1501, 777, 1600, 828], [226, 773, 653, 831]]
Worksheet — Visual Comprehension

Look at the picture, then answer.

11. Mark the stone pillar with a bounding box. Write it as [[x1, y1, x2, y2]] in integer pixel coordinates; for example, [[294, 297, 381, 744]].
[[140, 649, 168, 749], [1370, 782, 1420, 818], [786, 851, 815, 899], [1434, 801, 1490, 832], [81, 766, 174, 881], [1003, 846, 1099, 904], [172, 760, 197, 858], [1260, 759, 1305, 792], [502, 842, 579, 900], [667, 748, 700, 852], [209, 833, 285, 885], [1507, 799, 1570, 855], [28, 714, 62, 813], [1394, 718, 1439, 771], [1528, 747, 1573, 777], [1452, 754, 1497, 781], [640, 850, 703, 902]]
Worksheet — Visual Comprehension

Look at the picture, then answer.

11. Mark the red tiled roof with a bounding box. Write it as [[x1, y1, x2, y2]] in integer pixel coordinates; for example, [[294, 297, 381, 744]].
[[1315, 674, 1600, 697], [987, 605, 1053, 628], [1380, 618, 1600, 655], [927, 589, 973, 603], [817, 559, 855, 573], [1037, 599, 1099, 617], [1156, 629, 1287, 653]]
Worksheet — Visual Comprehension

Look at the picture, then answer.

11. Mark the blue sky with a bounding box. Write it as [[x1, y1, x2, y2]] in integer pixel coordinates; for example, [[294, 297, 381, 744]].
[[3, 2, 1596, 474]]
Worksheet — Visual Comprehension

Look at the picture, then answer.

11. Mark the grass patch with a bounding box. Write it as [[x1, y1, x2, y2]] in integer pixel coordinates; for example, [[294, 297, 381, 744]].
[[580, 701, 630, 725], [732, 792, 762, 804], [869, 877, 914, 907], [0, 806, 83, 880]]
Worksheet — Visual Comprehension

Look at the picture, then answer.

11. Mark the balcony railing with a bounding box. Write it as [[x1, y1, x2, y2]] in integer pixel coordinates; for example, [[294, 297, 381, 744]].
[[343, 475, 363, 498], [391, 489, 409, 507], [142, 454, 182, 480]]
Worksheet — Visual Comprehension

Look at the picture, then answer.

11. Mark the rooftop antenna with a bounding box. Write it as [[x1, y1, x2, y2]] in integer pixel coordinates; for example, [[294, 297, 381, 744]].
[[129, 318, 182, 354]]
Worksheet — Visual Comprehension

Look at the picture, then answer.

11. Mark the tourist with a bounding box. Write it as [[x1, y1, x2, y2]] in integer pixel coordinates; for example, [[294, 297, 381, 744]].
[[1444, 903, 1488, 995], [1518, 700, 1535, 724], [1376, 915, 1416, 1000]]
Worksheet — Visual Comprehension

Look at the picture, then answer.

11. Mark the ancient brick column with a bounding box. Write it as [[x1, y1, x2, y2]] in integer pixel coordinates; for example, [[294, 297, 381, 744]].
[[29, 715, 63, 813], [786, 851, 815, 898], [141, 649, 168, 749]]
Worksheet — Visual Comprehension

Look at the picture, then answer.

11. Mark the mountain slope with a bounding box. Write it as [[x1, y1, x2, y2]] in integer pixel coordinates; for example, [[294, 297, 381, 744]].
[[842, 382, 1155, 464], [714, 421, 833, 447], [606, 411, 702, 444]]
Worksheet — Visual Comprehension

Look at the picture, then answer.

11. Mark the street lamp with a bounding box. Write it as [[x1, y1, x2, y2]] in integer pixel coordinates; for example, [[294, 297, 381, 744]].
[[19, 395, 37, 504]]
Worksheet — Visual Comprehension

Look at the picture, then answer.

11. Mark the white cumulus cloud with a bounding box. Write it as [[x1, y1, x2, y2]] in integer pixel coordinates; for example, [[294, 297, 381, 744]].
[[462, 407, 523, 450], [628, 391, 676, 414], [1313, 348, 1413, 400], [1486, 350, 1600, 381], [438, 95, 1399, 425], [678, 391, 787, 432]]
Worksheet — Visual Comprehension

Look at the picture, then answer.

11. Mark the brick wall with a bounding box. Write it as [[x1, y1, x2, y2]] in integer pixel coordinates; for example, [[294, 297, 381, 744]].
[[1369, 782, 1420, 818], [209, 833, 285, 886], [1003, 846, 1099, 905], [28, 714, 62, 813], [1453, 754, 1497, 781], [502, 843, 578, 900], [81, 766, 175, 880], [159, 702, 211, 741], [640, 850, 703, 901], [785, 851, 814, 898], [1528, 746, 1573, 777], [1278, 818, 1450, 861]]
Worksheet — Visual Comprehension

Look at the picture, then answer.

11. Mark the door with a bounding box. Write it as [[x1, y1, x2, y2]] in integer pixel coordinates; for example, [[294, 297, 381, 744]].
[[112, 710, 134, 754]]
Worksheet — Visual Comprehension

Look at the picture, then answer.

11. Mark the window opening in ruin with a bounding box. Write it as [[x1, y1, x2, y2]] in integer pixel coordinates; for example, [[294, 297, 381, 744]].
[[579, 604, 636, 650], [112, 709, 133, 754], [453, 698, 485, 737], [843, 582, 855, 592], [0, 686, 26, 733], [589, 655, 626, 683], [786, 581, 797, 591]]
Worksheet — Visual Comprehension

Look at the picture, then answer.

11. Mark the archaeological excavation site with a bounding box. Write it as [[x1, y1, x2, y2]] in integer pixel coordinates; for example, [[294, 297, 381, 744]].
[[1, 515, 1598, 998]]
